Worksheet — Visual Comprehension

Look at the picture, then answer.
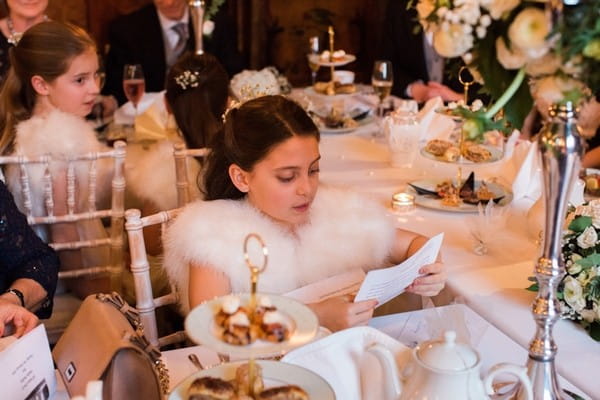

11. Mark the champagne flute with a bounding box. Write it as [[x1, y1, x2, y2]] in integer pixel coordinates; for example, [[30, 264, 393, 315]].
[[372, 60, 394, 119], [307, 35, 321, 85], [122, 64, 146, 119]]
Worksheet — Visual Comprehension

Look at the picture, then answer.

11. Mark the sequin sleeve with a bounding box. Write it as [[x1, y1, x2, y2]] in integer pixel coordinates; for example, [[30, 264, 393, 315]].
[[0, 180, 59, 318]]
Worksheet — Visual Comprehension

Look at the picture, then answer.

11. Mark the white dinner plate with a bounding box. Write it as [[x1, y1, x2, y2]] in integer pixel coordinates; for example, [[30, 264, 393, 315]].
[[185, 293, 319, 359], [168, 360, 335, 399], [408, 179, 512, 213], [307, 53, 356, 67], [420, 144, 503, 164]]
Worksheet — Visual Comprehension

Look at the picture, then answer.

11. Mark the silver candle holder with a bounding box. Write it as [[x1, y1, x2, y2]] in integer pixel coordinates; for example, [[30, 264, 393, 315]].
[[189, 0, 205, 55], [517, 101, 582, 400]]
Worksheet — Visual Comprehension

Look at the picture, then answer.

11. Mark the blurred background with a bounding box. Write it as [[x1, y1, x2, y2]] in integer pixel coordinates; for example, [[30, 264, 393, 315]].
[[25, 0, 389, 86]]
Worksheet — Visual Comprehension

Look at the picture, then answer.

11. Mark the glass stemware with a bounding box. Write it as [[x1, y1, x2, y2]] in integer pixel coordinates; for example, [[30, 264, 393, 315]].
[[371, 60, 393, 120], [122, 64, 146, 120], [307, 35, 321, 85]]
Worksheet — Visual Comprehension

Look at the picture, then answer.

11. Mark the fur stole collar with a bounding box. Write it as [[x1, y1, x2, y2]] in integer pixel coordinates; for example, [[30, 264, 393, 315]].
[[14, 109, 107, 157], [6, 109, 112, 215], [125, 140, 201, 211], [164, 185, 396, 313]]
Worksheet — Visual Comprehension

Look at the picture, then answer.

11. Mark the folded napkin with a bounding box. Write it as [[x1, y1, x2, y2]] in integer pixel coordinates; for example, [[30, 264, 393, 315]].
[[133, 94, 179, 142], [113, 92, 163, 126], [416, 97, 455, 141], [510, 141, 542, 215], [281, 326, 408, 400]]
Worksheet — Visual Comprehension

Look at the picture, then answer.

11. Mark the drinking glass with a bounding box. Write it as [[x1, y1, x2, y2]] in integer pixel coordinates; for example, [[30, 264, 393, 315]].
[[372, 60, 394, 119], [307, 35, 321, 85], [122, 64, 145, 117]]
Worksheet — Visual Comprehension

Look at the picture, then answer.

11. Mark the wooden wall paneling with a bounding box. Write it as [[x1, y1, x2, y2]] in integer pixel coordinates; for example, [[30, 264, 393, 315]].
[[47, 0, 88, 28], [86, 0, 152, 55]]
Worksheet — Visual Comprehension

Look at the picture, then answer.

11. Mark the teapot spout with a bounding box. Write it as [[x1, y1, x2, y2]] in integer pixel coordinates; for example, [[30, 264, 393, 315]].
[[367, 343, 403, 400]]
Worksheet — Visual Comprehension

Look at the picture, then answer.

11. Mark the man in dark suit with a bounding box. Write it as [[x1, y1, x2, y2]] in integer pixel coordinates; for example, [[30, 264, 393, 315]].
[[103, 0, 244, 105], [380, 0, 464, 103]]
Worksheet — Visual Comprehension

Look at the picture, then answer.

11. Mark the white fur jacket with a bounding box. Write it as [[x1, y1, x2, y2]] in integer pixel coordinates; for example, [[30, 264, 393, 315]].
[[6, 110, 113, 219], [4, 110, 112, 266], [125, 139, 201, 211], [163, 186, 396, 313]]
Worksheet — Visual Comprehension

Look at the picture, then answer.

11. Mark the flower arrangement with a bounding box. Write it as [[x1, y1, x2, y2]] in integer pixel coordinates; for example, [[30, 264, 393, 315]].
[[528, 201, 600, 340], [414, 0, 600, 139], [202, 0, 226, 36]]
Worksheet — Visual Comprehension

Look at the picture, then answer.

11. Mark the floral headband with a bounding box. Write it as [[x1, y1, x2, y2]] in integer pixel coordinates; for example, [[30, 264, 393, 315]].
[[174, 70, 200, 90]]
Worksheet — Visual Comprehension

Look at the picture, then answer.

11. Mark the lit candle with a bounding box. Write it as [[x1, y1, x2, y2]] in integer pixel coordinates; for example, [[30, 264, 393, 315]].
[[392, 192, 415, 213]]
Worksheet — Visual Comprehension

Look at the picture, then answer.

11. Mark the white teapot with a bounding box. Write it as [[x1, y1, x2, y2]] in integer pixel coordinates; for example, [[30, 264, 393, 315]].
[[367, 331, 533, 400]]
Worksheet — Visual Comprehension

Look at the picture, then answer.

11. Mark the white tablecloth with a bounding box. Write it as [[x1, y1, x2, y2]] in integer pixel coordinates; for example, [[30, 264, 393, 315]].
[[318, 126, 599, 398]]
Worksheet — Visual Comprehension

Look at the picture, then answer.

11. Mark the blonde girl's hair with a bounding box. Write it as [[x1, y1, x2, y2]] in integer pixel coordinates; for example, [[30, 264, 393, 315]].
[[0, 21, 97, 155]]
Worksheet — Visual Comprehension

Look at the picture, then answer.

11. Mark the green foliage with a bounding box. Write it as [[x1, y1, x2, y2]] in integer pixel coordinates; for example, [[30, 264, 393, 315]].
[[568, 216, 593, 232], [206, 0, 226, 21], [575, 254, 600, 269]]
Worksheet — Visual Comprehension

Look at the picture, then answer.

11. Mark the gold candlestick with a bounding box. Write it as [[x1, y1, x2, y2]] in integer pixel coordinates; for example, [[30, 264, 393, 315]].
[[327, 26, 335, 96]]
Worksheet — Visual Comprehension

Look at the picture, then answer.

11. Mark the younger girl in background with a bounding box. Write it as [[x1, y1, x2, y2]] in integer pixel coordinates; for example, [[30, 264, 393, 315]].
[[126, 52, 229, 213], [0, 21, 112, 298], [164, 95, 446, 331]]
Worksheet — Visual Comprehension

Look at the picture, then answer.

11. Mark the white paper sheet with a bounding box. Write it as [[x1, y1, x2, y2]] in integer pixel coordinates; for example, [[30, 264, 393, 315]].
[[354, 233, 444, 306], [284, 269, 366, 304], [1, 324, 57, 400]]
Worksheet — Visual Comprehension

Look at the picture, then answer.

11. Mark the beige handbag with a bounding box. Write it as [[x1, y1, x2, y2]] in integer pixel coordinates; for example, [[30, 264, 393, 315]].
[[52, 293, 169, 399]]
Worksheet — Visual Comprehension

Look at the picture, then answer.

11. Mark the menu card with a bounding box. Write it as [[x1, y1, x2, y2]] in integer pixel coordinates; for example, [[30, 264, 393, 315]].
[[1, 324, 57, 400], [354, 233, 444, 306]]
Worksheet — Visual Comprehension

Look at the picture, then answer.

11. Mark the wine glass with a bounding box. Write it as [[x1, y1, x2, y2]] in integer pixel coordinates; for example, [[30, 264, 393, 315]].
[[372, 60, 394, 120], [122, 64, 146, 119], [307, 35, 321, 85]]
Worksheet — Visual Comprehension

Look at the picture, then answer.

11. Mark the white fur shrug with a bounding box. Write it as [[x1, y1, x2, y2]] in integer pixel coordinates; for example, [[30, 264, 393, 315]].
[[6, 110, 113, 219], [125, 140, 201, 211], [5, 110, 112, 266], [163, 186, 396, 313]]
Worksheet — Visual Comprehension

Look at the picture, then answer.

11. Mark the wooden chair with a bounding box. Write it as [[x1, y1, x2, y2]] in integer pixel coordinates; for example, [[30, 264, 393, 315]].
[[125, 207, 185, 348], [0, 141, 127, 342], [172, 141, 209, 207]]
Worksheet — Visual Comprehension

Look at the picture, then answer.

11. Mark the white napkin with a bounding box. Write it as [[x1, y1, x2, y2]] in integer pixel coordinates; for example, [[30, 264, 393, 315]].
[[133, 95, 177, 142], [510, 141, 543, 215], [416, 97, 455, 141], [281, 326, 409, 400], [417, 96, 442, 134], [113, 92, 163, 126]]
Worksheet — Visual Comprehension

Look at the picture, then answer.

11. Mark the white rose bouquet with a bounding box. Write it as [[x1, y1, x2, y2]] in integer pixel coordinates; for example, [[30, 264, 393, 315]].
[[528, 201, 600, 341], [414, 0, 600, 140]]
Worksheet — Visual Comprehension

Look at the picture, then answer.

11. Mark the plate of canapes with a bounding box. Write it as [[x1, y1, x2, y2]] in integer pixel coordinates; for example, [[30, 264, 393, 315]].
[[421, 139, 503, 164], [407, 172, 512, 213], [308, 50, 356, 67], [185, 293, 320, 359], [169, 360, 335, 400]]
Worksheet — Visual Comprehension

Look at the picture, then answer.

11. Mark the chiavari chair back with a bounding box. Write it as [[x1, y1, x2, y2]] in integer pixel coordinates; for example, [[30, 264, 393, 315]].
[[125, 207, 185, 348]]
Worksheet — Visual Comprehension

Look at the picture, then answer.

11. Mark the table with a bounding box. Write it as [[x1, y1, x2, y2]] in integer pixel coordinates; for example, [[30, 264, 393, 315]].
[[317, 124, 599, 398]]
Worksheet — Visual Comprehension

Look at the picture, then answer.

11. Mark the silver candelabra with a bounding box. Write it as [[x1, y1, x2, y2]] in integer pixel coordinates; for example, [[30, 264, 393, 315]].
[[189, 0, 205, 55], [518, 101, 582, 400]]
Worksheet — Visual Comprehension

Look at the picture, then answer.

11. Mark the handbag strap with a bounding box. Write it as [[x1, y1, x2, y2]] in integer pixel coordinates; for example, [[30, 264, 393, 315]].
[[96, 292, 170, 395]]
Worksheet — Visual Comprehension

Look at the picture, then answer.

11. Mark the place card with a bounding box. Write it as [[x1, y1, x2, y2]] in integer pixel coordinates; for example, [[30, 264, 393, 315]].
[[354, 233, 444, 306]]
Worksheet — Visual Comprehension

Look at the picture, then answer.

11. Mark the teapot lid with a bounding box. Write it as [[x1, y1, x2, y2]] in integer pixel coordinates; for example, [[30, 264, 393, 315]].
[[415, 331, 478, 371]]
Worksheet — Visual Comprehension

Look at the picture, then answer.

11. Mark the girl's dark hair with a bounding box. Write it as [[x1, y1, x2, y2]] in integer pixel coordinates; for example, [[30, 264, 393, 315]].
[[203, 95, 320, 200], [0, 21, 96, 155], [165, 52, 229, 149]]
